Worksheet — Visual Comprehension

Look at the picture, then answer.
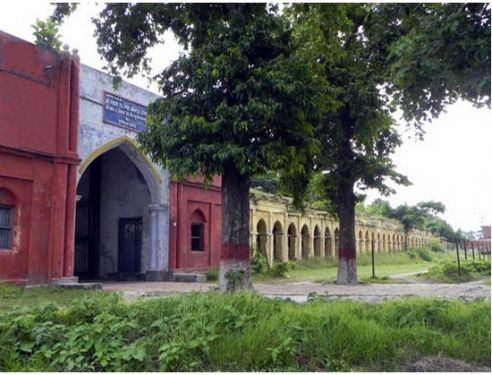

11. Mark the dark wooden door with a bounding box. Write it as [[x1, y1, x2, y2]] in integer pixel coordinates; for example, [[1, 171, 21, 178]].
[[75, 203, 96, 278], [118, 217, 142, 273]]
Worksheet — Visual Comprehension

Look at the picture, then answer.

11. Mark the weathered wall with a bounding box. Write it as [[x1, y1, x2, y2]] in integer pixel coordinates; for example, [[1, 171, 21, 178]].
[[0, 31, 79, 284], [98, 148, 151, 275], [169, 176, 222, 271], [249, 190, 435, 265], [78, 64, 170, 278]]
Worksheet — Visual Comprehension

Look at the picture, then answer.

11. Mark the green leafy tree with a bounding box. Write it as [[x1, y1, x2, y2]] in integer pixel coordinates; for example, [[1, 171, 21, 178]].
[[385, 201, 445, 250], [53, 4, 324, 291], [288, 3, 490, 284], [32, 18, 62, 52], [288, 4, 410, 284]]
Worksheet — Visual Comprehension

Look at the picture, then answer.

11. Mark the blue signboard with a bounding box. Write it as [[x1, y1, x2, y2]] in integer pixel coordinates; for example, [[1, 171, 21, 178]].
[[103, 92, 147, 132]]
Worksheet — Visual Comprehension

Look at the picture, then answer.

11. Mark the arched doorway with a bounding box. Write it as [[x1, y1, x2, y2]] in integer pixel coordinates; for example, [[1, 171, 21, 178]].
[[301, 224, 310, 259], [313, 225, 321, 257], [324, 227, 332, 257], [256, 219, 268, 258], [74, 141, 165, 280], [288, 223, 297, 260], [273, 221, 283, 261]]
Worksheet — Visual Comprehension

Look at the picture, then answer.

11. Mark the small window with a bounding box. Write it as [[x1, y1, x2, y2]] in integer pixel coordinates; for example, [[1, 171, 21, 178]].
[[0, 206, 13, 249], [191, 223, 203, 251]]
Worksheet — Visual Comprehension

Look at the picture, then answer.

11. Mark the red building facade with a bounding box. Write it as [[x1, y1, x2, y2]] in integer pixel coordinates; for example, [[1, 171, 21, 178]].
[[169, 176, 222, 271], [0, 31, 79, 284]]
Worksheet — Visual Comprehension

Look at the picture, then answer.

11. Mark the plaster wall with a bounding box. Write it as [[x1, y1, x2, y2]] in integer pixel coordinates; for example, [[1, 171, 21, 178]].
[[78, 65, 170, 275], [98, 148, 151, 276]]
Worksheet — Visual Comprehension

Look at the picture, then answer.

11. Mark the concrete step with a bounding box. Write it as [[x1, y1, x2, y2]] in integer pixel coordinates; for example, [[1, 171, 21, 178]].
[[55, 282, 102, 290], [106, 273, 147, 281], [172, 272, 207, 283]]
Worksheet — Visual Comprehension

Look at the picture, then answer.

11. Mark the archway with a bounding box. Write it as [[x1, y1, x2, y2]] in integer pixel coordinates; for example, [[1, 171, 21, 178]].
[[358, 230, 364, 253], [365, 231, 370, 254], [273, 221, 283, 261], [334, 228, 339, 254], [324, 227, 332, 257], [301, 224, 310, 259], [382, 233, 386, 252], [313, 225, 321, 257], [287, 223, 297, 260], [74, 142, 163, 280], [256, 219, 268, 258], [371, 232, 375, 253]]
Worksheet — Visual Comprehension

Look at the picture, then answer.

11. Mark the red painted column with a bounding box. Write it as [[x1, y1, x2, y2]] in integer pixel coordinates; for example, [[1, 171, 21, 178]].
[[48, 48, 72, 280], [63, 54, 80, 277]]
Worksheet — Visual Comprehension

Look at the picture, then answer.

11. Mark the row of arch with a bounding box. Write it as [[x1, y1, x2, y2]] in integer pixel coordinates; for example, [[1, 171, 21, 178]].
[[254, 218, 430, 263]]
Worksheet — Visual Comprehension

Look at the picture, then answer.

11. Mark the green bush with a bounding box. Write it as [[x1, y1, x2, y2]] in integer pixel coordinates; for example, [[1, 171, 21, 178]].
[[427, 260, 491, 282], [270, 262, 289, 277], [0, 291, 489, 372], [251, 251, 268, 274], [428, 239, 444, 252], [206, 268, 218, 281], [417, 248, 433, 262]]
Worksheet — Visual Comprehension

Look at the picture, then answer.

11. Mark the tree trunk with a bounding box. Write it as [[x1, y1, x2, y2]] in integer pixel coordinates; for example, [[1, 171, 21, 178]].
[[218, 166, 253, 291], [337, 179, 357, 284]]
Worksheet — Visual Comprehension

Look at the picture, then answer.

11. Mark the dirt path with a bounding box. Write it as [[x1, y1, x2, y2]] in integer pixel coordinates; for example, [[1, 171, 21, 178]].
[[103, 280, 490, 303]]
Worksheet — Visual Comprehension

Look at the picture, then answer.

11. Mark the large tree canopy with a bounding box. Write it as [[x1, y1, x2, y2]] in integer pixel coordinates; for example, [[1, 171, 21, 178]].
[[287, 3, 490, 284], [52, 3, 325, 290]]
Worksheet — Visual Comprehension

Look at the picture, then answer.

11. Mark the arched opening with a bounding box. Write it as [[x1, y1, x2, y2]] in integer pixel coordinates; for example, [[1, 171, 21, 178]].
[[392, 234, 396, 251], [287, 223, 297, 260], [382, 233, 386, 251], [334, 228, 339, 254], [301, 224, 310, 259], [190, 209, 206, 252], [74, 143, 160, 280], [358, 230, 364, 253], [313, 225, 321, 257], [273, 221, 283, 261], [365, 231, 370, 253], [256, 219, 268, 257], [377, 233, 381, 253], [371, 232, 375, 252], [324, 227, 332, 257]]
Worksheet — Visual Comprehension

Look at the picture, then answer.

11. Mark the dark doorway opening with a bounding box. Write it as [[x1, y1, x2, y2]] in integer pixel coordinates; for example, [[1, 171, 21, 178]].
[[118, 217, 142, 273]]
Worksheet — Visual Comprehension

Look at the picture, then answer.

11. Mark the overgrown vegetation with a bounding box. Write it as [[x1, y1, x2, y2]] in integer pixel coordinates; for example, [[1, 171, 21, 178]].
[[423, 260, 491, 283], [248, 248, 453, 283], [0, 288, 489, 371]]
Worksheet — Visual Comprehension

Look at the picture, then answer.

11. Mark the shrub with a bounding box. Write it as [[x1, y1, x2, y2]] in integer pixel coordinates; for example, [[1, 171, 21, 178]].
[[428, 239, 444, 253], [0, 291, 489, 371], [427, 260, 490, 282], [270, 262, 289, 278], [251, 250, 268, 274], [206, 268, 218, 281], [417, 248, 433, 262]]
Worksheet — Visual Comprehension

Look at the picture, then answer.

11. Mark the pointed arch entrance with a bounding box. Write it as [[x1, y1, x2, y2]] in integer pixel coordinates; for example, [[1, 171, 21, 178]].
[[287, 223, 297, 260], [74, 140, 167, 280], [273, 221, 283, 261]]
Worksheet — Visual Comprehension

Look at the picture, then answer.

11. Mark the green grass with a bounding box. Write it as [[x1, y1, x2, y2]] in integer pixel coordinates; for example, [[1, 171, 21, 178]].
[[419, 259, 491, 283], [0, 283, 107, 311], [253, 249, 455, 284], [0, 288, 489, 372]]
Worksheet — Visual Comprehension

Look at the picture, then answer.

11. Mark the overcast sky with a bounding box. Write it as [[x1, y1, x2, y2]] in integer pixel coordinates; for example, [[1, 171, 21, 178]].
[[1, 2, 490, 234]]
